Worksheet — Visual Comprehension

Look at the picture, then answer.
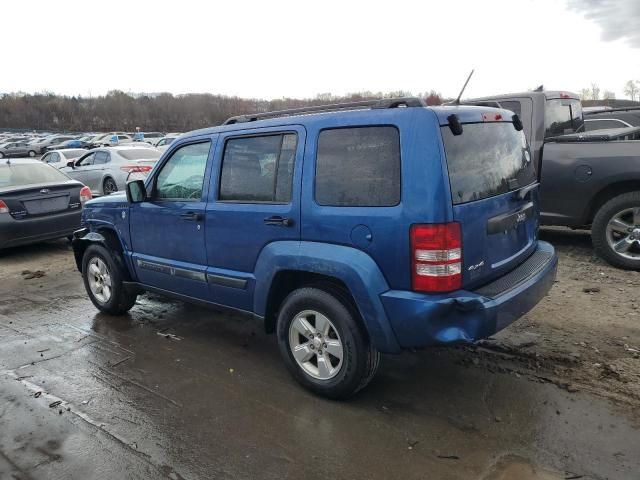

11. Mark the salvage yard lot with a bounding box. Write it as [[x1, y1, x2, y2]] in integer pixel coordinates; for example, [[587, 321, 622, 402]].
[[1, 228, 639, 479]]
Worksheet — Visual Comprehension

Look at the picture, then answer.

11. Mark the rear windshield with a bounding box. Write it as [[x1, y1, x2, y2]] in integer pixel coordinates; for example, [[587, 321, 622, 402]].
[[0, 163, 71, 188], [118, 148, 161, 160], [64, 149, 87, 158], [545, 99, 584, 137], [442, 122, 535, 205]]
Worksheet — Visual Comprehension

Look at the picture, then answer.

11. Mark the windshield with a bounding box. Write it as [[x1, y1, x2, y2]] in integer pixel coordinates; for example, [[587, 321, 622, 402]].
[[0, 163, 71, 188], [442, 122, 536, 205], [545, 99, 584, 137], [118, 148, 161, 160]]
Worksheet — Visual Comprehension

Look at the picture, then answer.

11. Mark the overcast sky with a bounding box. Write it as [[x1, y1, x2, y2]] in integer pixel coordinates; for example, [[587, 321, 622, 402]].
[[3, 0, 639, 100]]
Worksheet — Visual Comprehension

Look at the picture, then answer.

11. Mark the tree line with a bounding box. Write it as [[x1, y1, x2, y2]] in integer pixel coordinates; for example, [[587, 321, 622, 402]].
[[579, 80, 640, 101], [0, 90, 444, 133]]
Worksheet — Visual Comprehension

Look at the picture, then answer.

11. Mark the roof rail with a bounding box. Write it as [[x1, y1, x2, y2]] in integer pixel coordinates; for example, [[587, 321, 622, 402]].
[[223, 97, 426, 125], [584, 106, 640, 116]]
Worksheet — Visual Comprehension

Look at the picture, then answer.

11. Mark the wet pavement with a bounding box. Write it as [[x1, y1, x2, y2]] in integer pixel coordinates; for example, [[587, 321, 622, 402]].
[[1, 240, 639, 479]]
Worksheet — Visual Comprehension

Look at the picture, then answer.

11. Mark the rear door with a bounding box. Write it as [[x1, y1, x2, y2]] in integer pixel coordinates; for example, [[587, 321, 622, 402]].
[[441, 118, 538, 289], [129, 137, 215, 299], [87, 150, 110, 191], [204, 126, 304, 311]]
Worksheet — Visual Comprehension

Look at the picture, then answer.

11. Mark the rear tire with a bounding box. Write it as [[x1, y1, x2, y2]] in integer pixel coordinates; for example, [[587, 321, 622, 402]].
[[592, 192, 640, 270], [0, 152, 4, 159], [82, 244, 137, 315], [103, 177, 118, 195], [28, 150, 36, 157], [276, 287, 380, 399]]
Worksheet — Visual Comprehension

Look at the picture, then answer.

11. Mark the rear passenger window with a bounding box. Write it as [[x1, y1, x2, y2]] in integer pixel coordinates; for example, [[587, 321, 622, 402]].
[[219, 133, 297, 203], [94, 151, 110, 164], [315, 127, 400, 207]]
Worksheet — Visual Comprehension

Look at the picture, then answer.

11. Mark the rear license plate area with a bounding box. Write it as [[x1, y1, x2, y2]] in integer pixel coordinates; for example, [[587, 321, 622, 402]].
[[24, 195, 69, 214]]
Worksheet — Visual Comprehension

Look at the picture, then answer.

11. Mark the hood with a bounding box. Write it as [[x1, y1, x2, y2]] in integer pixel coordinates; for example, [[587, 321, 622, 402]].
[[84, 192, 128, 208]]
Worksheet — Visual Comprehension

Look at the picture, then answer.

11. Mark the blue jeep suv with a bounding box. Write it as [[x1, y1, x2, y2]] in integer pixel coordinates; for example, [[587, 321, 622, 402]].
[[72, 98, 558, 398]]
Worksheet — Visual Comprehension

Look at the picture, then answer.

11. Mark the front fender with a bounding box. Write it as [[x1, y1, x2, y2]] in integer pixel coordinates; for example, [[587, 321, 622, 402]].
[[71, 228, 106, 271], [253, 241, 401, 353]]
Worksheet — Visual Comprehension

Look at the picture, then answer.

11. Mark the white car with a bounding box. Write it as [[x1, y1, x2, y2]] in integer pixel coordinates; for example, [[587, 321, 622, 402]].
[[155, 135, 180, 151], [40, 148, 88, 168]]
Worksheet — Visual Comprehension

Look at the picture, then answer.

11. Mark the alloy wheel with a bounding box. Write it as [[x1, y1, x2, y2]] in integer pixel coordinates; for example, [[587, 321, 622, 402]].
[[103, 179, 118, 195], [606, 207, 640, 260], [288, 310, 344, 380], [87, 257, 113, 304]]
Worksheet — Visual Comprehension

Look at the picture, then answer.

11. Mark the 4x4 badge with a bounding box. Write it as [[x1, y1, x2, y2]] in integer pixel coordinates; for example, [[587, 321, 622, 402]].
[[468, 260, 485, 271]]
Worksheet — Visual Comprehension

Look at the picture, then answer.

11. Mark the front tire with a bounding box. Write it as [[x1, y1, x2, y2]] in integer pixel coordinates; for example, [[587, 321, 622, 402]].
[[82, 244, 137, 314], [276, 287, 380, 399], [592, 192, 640, 270]]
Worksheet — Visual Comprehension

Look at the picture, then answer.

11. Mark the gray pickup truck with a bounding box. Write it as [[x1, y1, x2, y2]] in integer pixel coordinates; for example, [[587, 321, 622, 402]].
[[467, 90, 640, 270]]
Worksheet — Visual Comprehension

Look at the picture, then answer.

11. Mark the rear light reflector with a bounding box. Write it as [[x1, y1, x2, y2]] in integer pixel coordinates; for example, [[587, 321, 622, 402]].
[[80, 186, 92, 203], [411, 223, 462, 293], [120, 165, 152, 173], [0, 200, 8, 214]]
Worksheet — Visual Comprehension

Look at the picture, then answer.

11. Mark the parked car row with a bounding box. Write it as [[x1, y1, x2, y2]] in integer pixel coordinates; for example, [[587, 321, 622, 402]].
[[0, 130, 184, 158]]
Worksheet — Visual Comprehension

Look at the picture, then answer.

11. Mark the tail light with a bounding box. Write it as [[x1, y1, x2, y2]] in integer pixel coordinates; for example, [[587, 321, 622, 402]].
[[0, 200, 8, 214], [411, 223, 462, 293], [120, 165, 152, 174], [80, 186, 92, 203]]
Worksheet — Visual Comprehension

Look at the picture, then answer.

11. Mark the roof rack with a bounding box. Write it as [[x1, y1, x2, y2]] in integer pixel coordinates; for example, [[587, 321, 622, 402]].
[[223, 97, 426, 125]]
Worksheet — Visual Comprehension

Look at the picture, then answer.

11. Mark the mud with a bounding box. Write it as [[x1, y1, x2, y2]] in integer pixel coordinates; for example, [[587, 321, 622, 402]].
[[0, 228, 639, 479]]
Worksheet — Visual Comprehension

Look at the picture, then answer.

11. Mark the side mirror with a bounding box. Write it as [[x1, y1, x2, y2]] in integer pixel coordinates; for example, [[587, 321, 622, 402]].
[[126, 180, 147, 203], [67, 161, 75, 168]]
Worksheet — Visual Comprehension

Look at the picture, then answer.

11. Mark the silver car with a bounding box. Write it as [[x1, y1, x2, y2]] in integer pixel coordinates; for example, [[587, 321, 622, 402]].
[[0, 141, 30, 158], [60, 146, 161, 196], [26, 135, 78, 155]]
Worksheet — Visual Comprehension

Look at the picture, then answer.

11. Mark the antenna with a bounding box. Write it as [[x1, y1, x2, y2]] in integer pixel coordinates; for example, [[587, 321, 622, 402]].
[[454, 69, 475, 105]]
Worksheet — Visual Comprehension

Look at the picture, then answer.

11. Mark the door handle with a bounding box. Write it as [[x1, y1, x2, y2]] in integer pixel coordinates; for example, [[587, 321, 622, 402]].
[[264, 216, 293, 227], [180, 211, 202, 221]]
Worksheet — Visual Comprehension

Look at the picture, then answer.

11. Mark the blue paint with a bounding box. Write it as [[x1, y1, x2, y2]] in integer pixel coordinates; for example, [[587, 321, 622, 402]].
[[77, 103, 557, 354]]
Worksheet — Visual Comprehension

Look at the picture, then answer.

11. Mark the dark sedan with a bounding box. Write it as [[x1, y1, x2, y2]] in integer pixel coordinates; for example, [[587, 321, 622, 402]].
[[0, 159, 92, 249]]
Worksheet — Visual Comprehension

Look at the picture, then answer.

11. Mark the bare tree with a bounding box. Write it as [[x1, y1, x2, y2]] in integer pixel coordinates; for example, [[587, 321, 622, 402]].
[[602, 90, 616, 100], [590, 83, 600, 101], [623, 80, 639, 101], [579, 88, 591, 101]]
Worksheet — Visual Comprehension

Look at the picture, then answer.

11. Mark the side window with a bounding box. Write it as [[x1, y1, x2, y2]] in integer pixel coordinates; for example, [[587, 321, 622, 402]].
[[94, 151, 110, 164], [41, 153, 51, 163], [77, 153, 95, 166], [155, 141, 211, 201], [219, 133, 297, 203], [50, 152, 60, 163], [315, 126, 401, 207], [499, 101, 522, 117]]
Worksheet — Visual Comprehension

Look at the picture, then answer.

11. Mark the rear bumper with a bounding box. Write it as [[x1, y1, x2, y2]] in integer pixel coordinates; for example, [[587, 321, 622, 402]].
[[380, 241, 557, 348], [0, 209, 82, 249]]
